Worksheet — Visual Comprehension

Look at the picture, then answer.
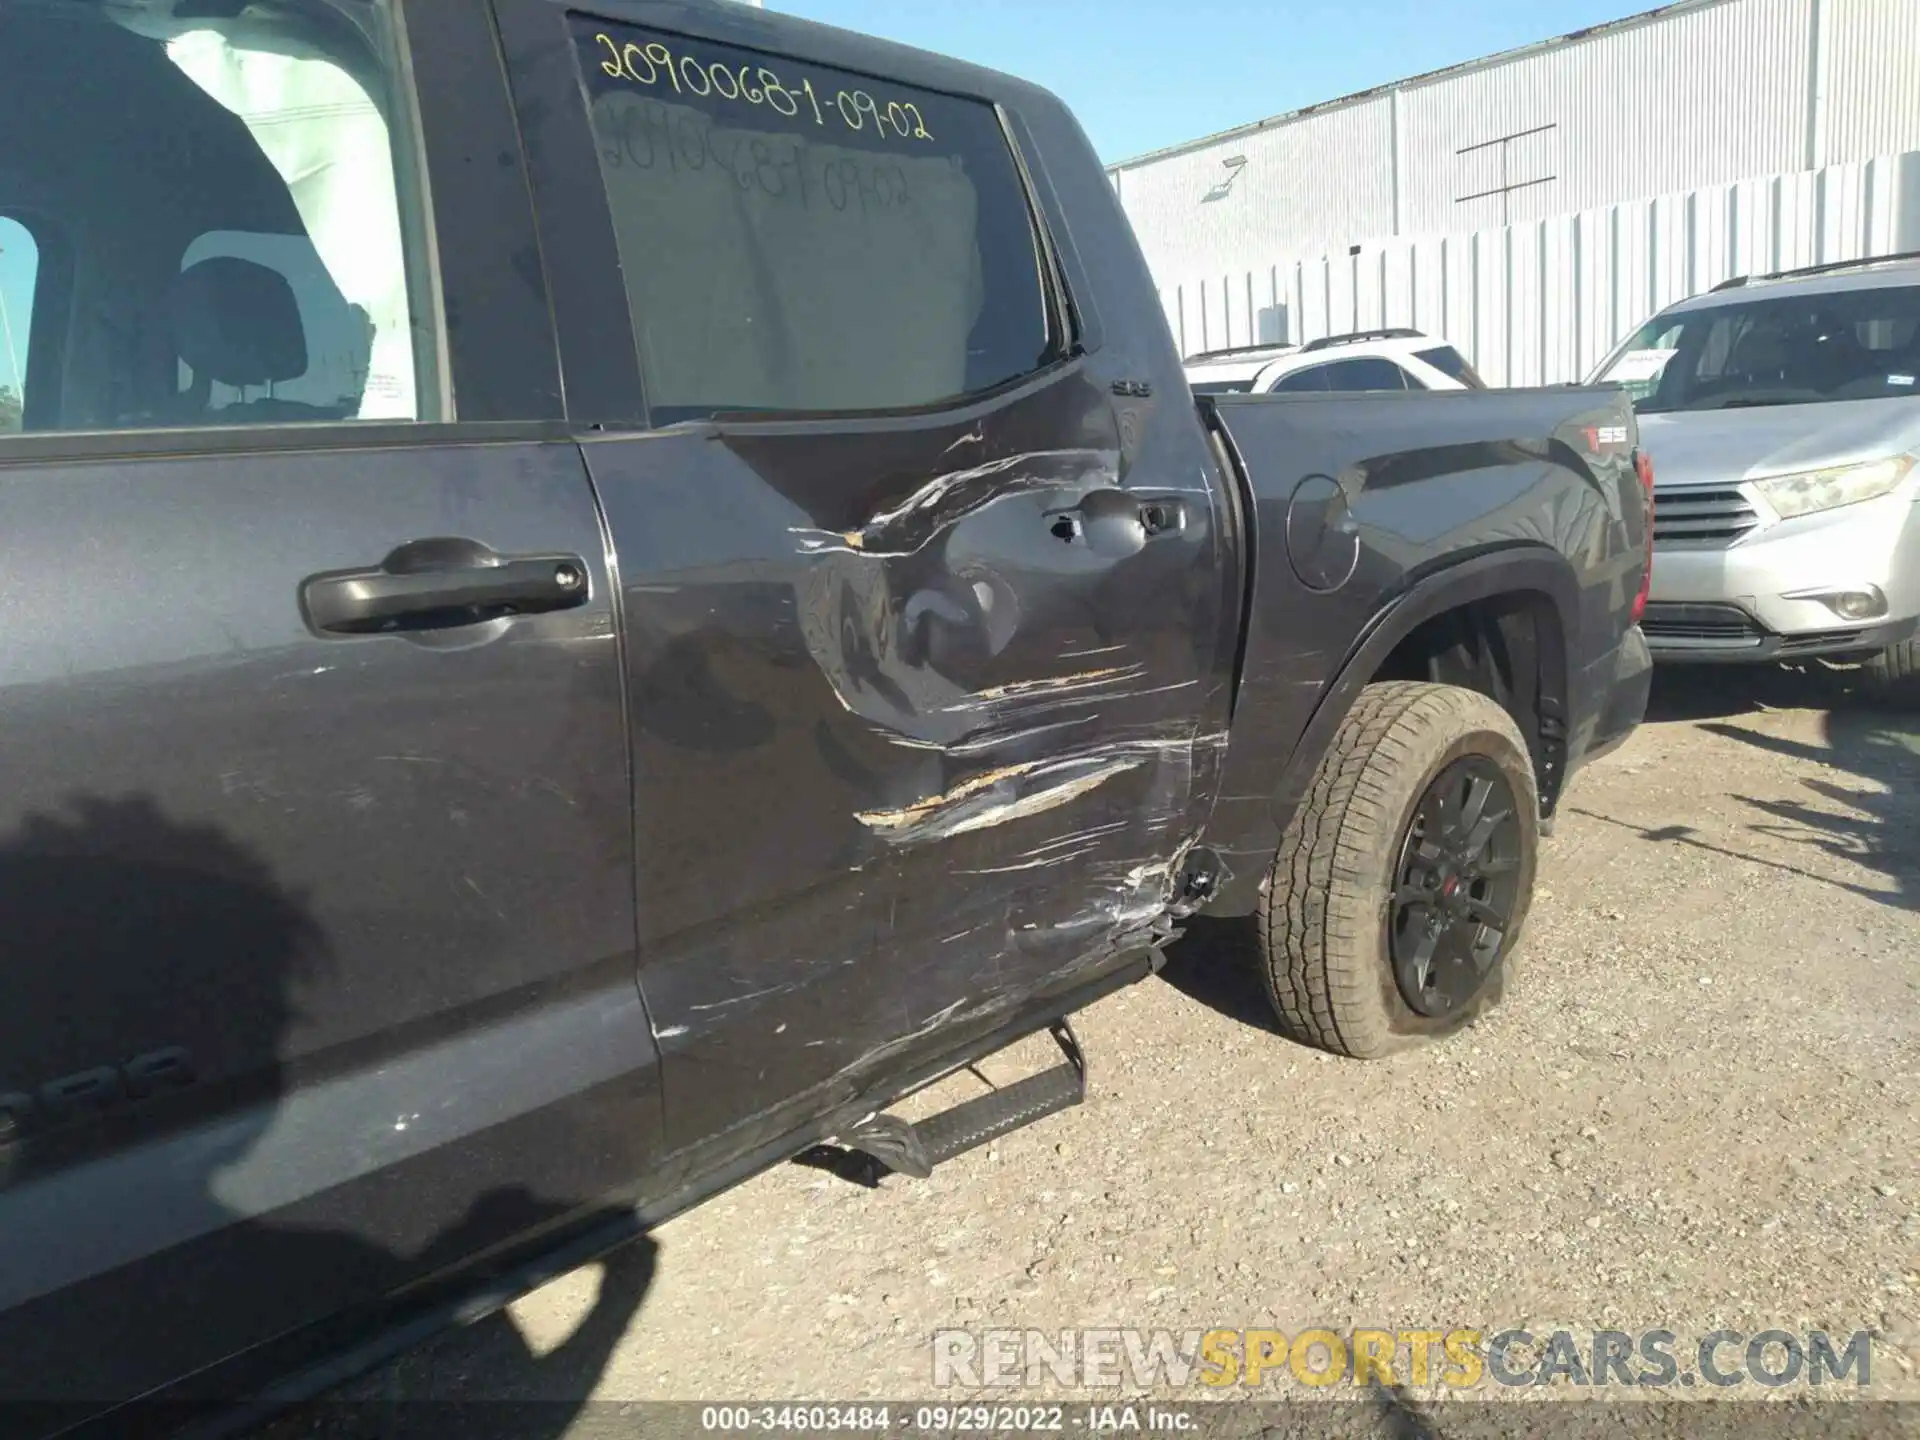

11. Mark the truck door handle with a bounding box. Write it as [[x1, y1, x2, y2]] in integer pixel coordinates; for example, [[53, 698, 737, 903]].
[[302, 551, 590, 634], [1047, 493, 1187, 558]]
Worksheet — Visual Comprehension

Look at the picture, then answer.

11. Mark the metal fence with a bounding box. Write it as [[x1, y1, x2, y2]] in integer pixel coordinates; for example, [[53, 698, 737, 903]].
[[1161, 148, 1920, 387]]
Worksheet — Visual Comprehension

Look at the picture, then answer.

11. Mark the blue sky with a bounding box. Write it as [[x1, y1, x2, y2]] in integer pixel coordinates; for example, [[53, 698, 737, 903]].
[[767, 0, 1646, 163]]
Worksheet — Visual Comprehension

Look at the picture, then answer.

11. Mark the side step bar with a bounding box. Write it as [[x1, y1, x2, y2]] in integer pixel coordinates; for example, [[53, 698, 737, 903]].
[[831, 1020, 1087, 1180]]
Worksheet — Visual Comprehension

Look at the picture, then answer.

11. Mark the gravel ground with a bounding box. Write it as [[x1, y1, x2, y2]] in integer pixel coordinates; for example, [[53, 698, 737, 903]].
[[266, 667, 1920, 1435]]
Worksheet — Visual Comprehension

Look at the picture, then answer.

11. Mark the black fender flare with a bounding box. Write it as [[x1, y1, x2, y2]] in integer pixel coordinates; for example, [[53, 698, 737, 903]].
[[1203, 545, 1581, 916], [1276, 546, 1579, 813]]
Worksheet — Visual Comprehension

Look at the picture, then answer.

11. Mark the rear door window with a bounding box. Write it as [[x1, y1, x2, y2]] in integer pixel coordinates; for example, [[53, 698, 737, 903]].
[[0, 214, 33, 433], [1414, 345, 1485, 389], [1271, 365, 1330, 393], [1321, 357, 1408, 391], [574, 21, 1058, 424]]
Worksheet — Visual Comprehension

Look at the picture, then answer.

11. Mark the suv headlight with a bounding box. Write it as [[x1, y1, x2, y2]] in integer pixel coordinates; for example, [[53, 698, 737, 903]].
[[1753, 456, 1914, 519]]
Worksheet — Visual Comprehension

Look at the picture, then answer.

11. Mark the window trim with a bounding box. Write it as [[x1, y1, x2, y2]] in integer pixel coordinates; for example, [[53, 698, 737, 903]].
[[489, 0, 642, 428], [996, 105, 1086, 362], [385, 0, 455, 423], [0, 418, 576, 472], [999, 107, 1103, 356], [407, 0, 565, 423], [693, 349, 1093, 445], [511, 0, 1085, 433]]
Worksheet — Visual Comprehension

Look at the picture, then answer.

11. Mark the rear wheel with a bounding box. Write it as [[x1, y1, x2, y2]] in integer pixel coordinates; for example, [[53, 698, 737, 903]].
[[1258, 681, 1540, 1059]]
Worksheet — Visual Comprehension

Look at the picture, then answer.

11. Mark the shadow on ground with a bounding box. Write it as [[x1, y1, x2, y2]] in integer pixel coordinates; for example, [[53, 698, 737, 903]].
[[1638, 659, 1861, 723], [1157, 915, 1285, 1036], [254, 1238, 658, 1440], [1590, 663, 1920, 916], [1162, 664, 1920, 1038]]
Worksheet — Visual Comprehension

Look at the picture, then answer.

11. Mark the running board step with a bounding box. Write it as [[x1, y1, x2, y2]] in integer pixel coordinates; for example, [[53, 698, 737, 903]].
[[834, 1020, 1086, 1180]]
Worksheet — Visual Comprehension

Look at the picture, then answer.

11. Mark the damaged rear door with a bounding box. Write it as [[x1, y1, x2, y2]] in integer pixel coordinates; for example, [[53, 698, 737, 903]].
[[497, 0, 1224, 1156]]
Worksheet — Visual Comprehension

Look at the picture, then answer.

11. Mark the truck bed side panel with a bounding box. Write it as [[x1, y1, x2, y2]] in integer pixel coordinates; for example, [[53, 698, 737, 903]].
[[1201, 387, 1647, 912]]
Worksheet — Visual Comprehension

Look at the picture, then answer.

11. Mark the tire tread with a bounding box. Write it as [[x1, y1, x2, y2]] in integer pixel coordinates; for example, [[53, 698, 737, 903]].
[[1257, 681, 1535, 1059]]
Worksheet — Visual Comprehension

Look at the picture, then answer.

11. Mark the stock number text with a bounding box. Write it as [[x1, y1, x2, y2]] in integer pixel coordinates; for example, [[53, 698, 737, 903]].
[[597, 96, 915, 215], [701, 1407, 893, 1431], [592, 31, 937, 144]]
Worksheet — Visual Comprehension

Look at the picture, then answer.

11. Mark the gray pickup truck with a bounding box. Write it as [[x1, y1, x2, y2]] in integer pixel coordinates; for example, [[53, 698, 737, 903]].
[[0, 0, 1651, 1433]]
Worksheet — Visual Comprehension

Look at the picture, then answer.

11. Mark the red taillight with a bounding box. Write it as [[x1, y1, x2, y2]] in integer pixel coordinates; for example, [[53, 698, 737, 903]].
[[1631, 449, 1655, 624]]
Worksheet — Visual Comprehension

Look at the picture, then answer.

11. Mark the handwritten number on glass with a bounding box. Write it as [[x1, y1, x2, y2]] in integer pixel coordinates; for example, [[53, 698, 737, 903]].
[[592, 32, 936, 142], [596, 96, 911, 213]]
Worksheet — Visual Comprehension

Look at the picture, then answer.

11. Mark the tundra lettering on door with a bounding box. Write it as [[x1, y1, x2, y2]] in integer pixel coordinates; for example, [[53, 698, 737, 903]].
[[0, 1048, 196, 1145]]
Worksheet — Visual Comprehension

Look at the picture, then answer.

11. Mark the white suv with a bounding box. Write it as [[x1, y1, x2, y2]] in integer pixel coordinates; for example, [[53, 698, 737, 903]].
[[1185, 328, 1487, 396]]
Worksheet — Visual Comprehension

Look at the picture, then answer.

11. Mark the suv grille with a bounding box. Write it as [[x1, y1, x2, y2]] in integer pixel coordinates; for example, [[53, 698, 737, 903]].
[[1640, 602, 1765, 646], [1653, 488, 1761, 548]]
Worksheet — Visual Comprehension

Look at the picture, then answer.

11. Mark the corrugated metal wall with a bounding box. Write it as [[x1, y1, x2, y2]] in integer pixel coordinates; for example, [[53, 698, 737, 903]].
[[1111, 97, 1396, 285], [1396, 0, 1810, 236], [1163, 149, 1920, 386], [1112, 0, 1920, 293], [1823, 0, 1920, 160]]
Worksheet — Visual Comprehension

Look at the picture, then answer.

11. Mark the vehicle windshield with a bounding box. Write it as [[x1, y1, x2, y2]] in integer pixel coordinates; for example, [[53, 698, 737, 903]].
[[1592, 282, 1920, 413]]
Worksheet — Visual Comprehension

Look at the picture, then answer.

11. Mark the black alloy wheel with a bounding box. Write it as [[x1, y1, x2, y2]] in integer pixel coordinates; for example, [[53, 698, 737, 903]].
[[1259, 680, 1541, 1058], [1388, 755, 1522, 1017]]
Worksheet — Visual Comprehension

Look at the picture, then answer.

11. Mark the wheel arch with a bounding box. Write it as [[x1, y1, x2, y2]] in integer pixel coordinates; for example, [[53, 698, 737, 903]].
[[1199, 545, 1579, 916]]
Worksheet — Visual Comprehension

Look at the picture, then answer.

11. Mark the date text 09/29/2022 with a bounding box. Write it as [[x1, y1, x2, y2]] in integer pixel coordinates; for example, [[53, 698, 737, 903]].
[[700, 1407, 1196, 1432]]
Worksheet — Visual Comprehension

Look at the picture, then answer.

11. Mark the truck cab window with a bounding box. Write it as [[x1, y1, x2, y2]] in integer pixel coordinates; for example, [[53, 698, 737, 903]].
[[574, 20, 1058, 424], [0, 0, 433, 435], [0, 214, 33, 433]]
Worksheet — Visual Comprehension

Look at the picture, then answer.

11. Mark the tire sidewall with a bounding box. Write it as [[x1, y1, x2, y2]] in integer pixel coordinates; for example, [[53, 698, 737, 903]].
[[1866, 637, 1920, 706]]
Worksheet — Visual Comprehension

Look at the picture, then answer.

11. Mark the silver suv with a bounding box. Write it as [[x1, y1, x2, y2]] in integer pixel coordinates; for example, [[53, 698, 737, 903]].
[[1591, 254, 1920, 691]]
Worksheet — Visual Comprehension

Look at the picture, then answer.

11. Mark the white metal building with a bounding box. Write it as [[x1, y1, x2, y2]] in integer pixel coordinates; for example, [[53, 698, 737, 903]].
[[1111, 0, 1920, 383]]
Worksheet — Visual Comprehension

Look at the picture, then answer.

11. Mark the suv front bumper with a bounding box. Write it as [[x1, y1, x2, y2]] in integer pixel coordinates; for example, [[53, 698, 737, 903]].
[[1645, 489, 1920, 661], [1639, 603, 1917, 662]]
